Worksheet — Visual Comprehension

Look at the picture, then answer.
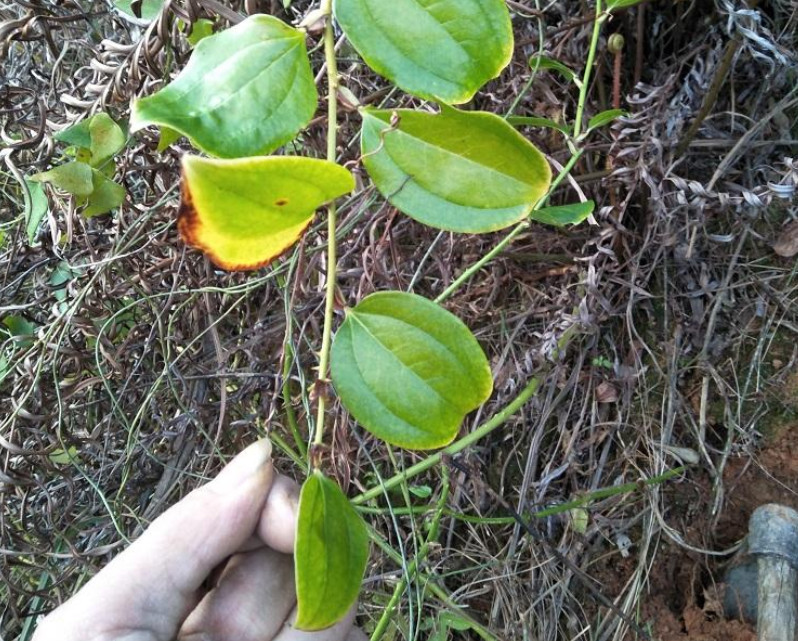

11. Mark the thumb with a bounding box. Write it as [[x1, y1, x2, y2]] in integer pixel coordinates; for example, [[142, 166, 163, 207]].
[[36, 439, 275, 641]]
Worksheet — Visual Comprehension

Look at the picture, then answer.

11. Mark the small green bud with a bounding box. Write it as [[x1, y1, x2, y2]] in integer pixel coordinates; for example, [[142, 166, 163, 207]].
[[608, 33, 625, 54]]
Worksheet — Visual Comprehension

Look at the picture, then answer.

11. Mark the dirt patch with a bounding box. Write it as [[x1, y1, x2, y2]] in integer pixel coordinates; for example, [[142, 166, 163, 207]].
[[588, 422, 798, 641], [715, 425, 798, 546]]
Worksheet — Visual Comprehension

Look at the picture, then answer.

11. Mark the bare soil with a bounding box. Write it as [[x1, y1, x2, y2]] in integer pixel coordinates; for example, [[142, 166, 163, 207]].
[[588, 416, 798, 641]]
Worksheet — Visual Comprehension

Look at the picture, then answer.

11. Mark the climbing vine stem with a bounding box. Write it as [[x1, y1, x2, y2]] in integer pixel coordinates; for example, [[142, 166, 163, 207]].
[[312, 0, 340, 453]]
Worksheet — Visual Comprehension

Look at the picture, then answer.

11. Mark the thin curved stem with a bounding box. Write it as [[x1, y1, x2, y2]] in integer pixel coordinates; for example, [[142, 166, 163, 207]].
[[435, 150, 583, 305], [573, 0, 605, 139], [313, 0, 339, 452], [353, 373, 543, 504]]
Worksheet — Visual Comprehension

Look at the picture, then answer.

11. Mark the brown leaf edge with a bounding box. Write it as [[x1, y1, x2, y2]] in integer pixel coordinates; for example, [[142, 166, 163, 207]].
[[176, 179, 313, 272]]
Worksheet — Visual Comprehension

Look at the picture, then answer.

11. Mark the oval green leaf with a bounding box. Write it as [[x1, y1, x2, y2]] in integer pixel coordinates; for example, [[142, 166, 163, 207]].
[[361, 107, 552, 233], [23, 178, 48, 244], [130, 14, 317, 158], [333, 0, 512, 104], [54, 113, 126, 168], [330, 291, 493, 449], [295, 471, 369, 631], [179, 155, 354, 271]]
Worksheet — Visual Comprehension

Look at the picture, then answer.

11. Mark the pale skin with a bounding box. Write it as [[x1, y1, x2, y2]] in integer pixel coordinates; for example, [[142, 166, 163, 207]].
[[33, 439, 366, 641]]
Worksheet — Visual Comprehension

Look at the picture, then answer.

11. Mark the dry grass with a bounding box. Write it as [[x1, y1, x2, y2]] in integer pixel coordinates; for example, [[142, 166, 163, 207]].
[[1, 0, 797, 640]]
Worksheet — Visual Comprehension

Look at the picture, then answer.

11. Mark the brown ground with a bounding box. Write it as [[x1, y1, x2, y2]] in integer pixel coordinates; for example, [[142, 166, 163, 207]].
[[588, 419, 798, 641]]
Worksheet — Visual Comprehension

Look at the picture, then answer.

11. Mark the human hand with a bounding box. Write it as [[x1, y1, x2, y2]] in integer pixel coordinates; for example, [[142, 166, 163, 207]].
[[33, 439, 365, 641]]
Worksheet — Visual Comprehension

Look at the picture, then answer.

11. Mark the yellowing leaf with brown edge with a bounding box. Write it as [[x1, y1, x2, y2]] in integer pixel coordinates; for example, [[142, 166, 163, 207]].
[[179, 155, 354, 271]]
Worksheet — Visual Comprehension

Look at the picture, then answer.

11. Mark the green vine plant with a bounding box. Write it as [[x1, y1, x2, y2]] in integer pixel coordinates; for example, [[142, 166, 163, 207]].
[[31, 112, 127, 218], [28, 0, 636, 632]]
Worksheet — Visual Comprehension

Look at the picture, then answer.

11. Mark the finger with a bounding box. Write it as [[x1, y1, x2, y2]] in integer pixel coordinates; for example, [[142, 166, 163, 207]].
[[178, 547, 296, 641], [35, 439, 274, 641], [272, 605, 358, 641], [259, 473, 300, 553], [234, 473, 301, 554]]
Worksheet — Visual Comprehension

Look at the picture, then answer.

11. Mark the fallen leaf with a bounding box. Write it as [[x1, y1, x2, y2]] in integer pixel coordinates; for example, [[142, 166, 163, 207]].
[[595, 380, 619, 403]]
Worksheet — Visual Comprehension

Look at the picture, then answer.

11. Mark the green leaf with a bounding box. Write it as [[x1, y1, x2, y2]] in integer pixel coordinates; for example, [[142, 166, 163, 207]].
[[361, 107, 552, 233], [507, 116, 571, 135], [50, 261, 80, 304], [569, 507, 589, 534], [31, 162, 94, 197], [130, 14, 318, 158], [187, 18, 214, 46], [113, 0, 163, 20], [587, 109, 626, 132], [2, 316, 36, 348], [333, 0, 513, 104], [409, 485, 432, 499], [24, 178, 48, 244], [54, 120, 92, 149], [0, 353, 8, 387], [528, 54, 576, 82], [88, 113, 126, 167], [179, 155, 354, 271], [54, 113, 126, 167], [529, 200, 594, 226], [330, 291, 493, 449], [49, 446, 79, 465], [295, 471, 369, 631], [81, 171, 125, 217], [156, 126, 182, 152], [430, 612, 474, 641]]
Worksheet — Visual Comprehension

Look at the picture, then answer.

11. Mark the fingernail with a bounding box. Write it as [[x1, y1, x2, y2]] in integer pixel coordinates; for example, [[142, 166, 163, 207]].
[[211, 438, 272, 493]]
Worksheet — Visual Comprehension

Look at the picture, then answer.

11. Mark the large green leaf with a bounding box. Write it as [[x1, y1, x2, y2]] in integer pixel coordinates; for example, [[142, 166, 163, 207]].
[[361, 107, 552, 233], [130, 14, 317, 158], [295, 471, 369, 631], [333, 0, 512, 104], [179, 155, 354, 270], [330, 291, 493, 449]]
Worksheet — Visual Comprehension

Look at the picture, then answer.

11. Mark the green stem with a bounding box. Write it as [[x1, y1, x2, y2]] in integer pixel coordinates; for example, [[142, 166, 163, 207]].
[[435, 150, 583, 305], [270, 431, 307, 472], [353, 373, 544, 504], [370, 467, 450, 641], [356, 466, 686, 521], [313, 0, 339, 451], [354, 325, 578, 504], [573, 0, 605, 139], [365, 522, 499, 641]]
